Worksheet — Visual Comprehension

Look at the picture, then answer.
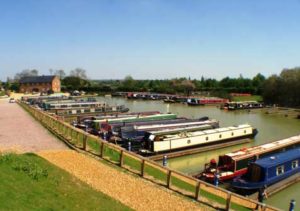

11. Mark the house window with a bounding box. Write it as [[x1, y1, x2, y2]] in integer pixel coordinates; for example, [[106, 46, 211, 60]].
[[244, 130, 247, 134], [292, 160, 298, 169], [206, 137, 209, 141], [231, 132, 234, 136], [219, 134, 222, 138], [276, 165, 284, 175]]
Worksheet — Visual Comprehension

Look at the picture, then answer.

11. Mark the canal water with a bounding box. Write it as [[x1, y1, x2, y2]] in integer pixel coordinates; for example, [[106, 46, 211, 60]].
[[99, 96, 300, 210]]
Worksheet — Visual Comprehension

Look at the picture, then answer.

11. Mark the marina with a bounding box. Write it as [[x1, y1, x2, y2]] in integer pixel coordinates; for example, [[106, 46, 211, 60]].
[[19, 95, 300, 210]]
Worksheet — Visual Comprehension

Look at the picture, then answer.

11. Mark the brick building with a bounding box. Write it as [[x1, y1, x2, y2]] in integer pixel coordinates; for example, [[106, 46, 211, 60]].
[[19, 75, 61, 93]]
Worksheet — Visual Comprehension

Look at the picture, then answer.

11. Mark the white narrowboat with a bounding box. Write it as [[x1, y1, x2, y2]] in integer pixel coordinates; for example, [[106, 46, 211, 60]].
[[144, 124, 257, 153]]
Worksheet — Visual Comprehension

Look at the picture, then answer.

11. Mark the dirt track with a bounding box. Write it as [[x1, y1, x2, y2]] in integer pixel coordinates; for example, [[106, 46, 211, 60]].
[[39, 150, 213, 211], [0, 100, 67, 152]]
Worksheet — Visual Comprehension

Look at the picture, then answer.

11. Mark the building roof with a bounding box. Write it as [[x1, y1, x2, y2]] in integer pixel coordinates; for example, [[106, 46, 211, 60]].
[[19, 75, 57, 84], [254, 148, 300, 168]]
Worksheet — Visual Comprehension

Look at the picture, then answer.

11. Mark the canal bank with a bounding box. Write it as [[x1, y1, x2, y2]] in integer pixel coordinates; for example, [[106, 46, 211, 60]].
[[96, 96, 300, 209]]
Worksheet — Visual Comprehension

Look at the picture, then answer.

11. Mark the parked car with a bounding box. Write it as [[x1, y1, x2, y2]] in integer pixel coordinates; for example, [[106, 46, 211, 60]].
[[9, 98, 16, 103]]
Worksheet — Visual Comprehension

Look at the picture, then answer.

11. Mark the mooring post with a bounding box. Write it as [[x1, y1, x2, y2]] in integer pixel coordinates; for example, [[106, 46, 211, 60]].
[[214, 171, 220, 187], [289, 199, 296, 211], [128, 141, 131, 151], [163, 155, 168, 166]]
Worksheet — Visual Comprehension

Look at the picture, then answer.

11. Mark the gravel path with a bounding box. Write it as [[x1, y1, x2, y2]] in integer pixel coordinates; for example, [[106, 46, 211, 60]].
[[39, 150, 213, 211], [0, 100, 67, 152]]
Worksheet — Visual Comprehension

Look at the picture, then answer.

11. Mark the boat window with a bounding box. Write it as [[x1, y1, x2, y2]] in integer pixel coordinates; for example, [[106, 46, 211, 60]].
[[276, 165, 285, 175], [231, 132, 234, 136], [219, 134, 222, 138], [292, 160, 299, 169], [244, 130, 246, 134], [206, 137, 209, 141]]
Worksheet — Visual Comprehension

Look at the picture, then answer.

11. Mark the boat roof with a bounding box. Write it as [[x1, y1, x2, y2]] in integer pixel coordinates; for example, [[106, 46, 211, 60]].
[[93, 113, 176, 123], [227, 101, 259, 104], [135, 119, 217, 130], [148, 124, 213, 135], [254, 148, 300, 168], [158, 124, 252, 141], [225, 134, 300, 161], [47, 101, 105, 106]]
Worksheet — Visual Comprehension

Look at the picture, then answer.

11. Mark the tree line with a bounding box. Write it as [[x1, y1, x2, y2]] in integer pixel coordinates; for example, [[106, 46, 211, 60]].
[[3, 67, 300, 107]]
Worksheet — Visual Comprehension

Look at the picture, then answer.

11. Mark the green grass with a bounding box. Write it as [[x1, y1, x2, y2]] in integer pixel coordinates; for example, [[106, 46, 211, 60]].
[[144, 164, 167, 182], [103, 145, 121, 163], [232, 95, 263, 102], [0, 91, 5, 96], [86, 136, 101, 153], [0, 153, 131, 211], [170, 175, 196, 194], [123, 154, 142, 172]]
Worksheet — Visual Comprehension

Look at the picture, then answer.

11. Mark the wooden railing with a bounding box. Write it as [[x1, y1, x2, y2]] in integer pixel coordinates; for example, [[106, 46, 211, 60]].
[[19, 102, 280, 211]]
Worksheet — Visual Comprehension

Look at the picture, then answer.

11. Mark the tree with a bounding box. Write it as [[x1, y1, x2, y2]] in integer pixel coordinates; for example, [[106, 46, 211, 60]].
[[180, 80, 196, 96], [70, 68, 87, 79], [262, 68, 300, 107], [62, 76, 90, 90], [252, 73, 266, 95], [54, 69, 66, 79], [121, 75, 136, 91], [14, 69, 39, 81]]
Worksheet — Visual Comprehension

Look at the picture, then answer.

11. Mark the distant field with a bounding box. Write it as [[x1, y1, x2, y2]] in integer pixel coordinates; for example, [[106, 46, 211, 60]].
[[0, 153, 131, 211], [232, 95, 263, 102]]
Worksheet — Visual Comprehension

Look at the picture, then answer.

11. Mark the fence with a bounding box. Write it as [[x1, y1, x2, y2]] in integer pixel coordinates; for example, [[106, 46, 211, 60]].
[[19, 102, 280, 211]]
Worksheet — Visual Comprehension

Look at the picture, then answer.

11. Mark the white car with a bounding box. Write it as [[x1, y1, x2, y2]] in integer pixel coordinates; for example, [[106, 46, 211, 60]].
[[9, 98, 16, 103]]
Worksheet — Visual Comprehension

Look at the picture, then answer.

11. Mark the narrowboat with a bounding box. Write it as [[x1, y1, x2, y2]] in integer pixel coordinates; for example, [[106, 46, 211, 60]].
[[118, 122, 217, 142], [187, 97, 229, 106], [141, 124, 257, 154], [118, 124, 215, 152], [53, 105, 129, 116], [43, 101, 107, 110], [232, 148, 300, 190], [132, 119, 218, 132], [187, 98, 204, 106], [163, 96, 188, 103], [200, 134, 300, 182], [98, 117, 212, 135], [222, 101, 264, 110], [92, 113, 177, 130]]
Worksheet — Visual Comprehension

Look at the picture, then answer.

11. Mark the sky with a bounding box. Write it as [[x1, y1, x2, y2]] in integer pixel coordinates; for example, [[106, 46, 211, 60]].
[[1, 0, 300, 81]]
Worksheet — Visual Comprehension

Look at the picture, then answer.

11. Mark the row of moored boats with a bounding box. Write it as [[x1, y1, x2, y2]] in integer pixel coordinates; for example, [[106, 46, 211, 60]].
[[21, 95, 299, 194]]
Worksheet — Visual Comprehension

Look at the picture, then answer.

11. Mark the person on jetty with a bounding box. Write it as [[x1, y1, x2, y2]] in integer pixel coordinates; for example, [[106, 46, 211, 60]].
[[258, 185, 268, 203]]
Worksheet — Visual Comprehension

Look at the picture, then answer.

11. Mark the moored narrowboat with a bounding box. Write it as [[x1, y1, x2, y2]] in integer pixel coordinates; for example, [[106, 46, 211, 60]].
[[187, 97, 229, 106], [141, 124, 257, 154], [232, 148, 300, 190], [92, 113, 178, 130], [222, 101, 264, 110], [200, 134, 300, 182]]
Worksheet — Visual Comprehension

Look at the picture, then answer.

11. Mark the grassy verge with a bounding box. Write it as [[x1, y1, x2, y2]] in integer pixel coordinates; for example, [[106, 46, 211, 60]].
[[0, 153, 131, 211], [232, 95, 263, 102]]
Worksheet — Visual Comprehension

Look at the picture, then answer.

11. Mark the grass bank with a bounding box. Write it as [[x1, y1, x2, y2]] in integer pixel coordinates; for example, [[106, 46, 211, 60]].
[[232, 95, 263, 102], [0, 153, 131, 211]]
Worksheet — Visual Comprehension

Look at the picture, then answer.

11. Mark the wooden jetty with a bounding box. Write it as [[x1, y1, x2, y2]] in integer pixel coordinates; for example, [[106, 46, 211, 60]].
[[148, 138, 251, 161]]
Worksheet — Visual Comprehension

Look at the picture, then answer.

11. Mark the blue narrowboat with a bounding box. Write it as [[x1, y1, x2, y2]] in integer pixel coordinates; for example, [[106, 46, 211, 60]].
[[232, 148, 300, 190]]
